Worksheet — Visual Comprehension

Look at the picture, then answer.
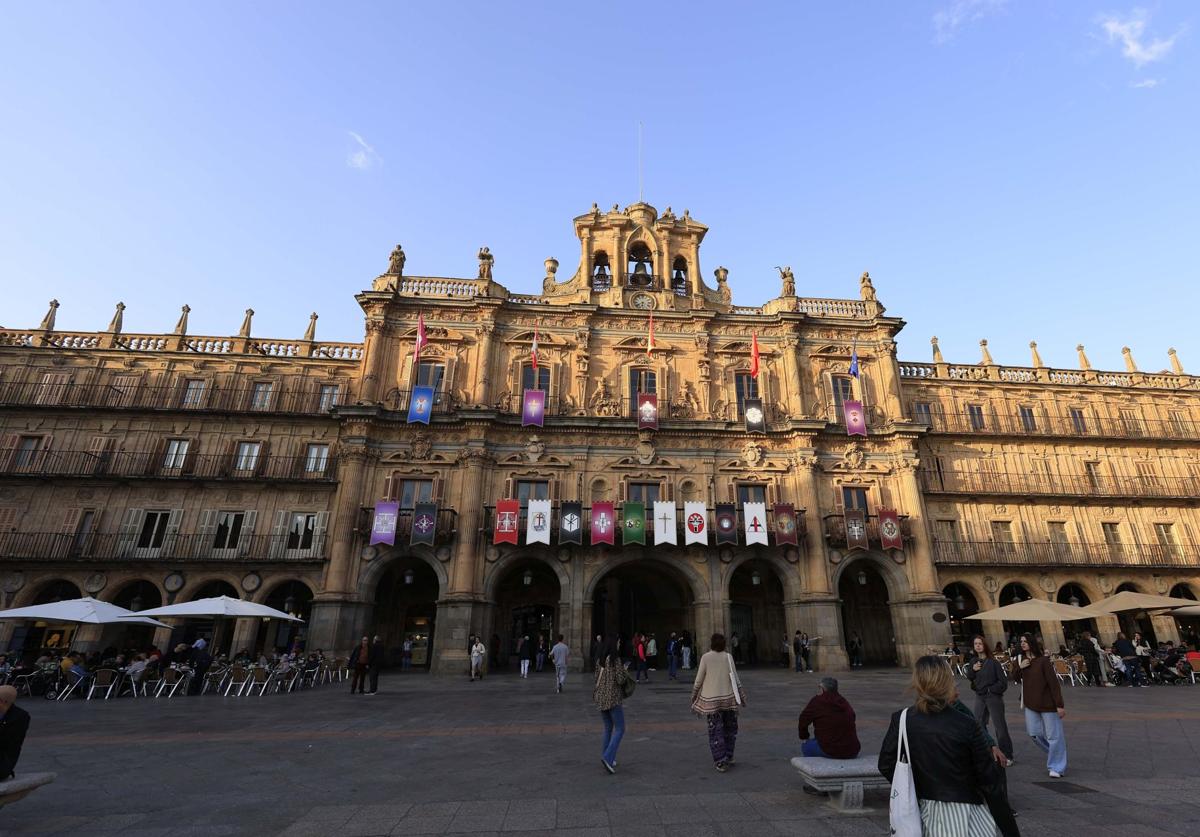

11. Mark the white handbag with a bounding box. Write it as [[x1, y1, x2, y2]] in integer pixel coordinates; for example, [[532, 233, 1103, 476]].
[[888, 708, 922, 836]]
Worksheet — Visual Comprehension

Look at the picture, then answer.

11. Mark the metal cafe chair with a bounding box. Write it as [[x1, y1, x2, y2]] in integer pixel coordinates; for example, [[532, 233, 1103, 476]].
[[86, 669, 119, 700]]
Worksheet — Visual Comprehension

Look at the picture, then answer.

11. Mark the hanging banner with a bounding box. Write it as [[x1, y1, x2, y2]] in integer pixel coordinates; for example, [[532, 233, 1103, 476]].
[[744, 397, 766, 434], [522, 389, 546, 427], [772, 503, 799, 546], [493, 499, 520, 545], [559, 501, 583, 545], [715, 503, 738, 545], [410, 502, 438, 546], [591, 501, 615, 546], [878, 508, 904, 551], [652, 500, 677, 546], [844, 399, 867, 437], [369, 501, 399, 546], [845, 508, 868, 551], [743, 501, 769, 545], [407, 385, 435, 424], [526, 498, 552, 545], [637, 393, 658, 430], [622, 502, 646, 545], [683, 501, 708, 546]]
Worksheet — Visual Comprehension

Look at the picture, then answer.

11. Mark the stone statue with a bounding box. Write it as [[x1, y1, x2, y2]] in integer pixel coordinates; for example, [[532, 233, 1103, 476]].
[[777, 266, 795, 297], [477, 247, 494, 281], [387, 244, 406, 276], [589, 379, 620, 417], [683, 381, 702, 415], [714, 267, 732, 305], [860, 271, 877, 302]]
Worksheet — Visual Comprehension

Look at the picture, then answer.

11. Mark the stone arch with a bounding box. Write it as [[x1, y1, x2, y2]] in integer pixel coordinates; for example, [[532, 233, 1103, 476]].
[[581, 552, 709, 605], [937, 575, 989, 613], [1115, 580, 1144, 593], [99, 577, 164, 605], [16, 577, 83, 607], [830, 552, 911, 601], [177, 574, 242, 603], [723, 551, 802, 602], [483, 550, 571, 604], [358, 547, 448, 602]]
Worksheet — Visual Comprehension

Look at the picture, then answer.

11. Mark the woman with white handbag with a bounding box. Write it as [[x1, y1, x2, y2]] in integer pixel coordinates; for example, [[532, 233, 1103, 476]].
[[691, 632, 746, 773], [879, 656, 1019, 837]]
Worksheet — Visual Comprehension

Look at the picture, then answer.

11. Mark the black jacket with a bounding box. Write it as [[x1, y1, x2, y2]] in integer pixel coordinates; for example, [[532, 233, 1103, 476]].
[[368, 641, 384, 667], [0, 703, 31, 779], [879, 705, 1018, 837], [966, 656, 1008, 697]]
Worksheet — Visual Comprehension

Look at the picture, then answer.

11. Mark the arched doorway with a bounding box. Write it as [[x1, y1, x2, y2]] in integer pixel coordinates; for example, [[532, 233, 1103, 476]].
[[1171, 583, 1199, 647], [110, 580, 163, 653], [839, 561, 896, 666], [374, 557, 439, 670], [1056, 583, 1097, 649], [177, 580, 240, 653], [729, 560, 786, 666], [1115, 582, 1156, 644], [591, 560, 694, 664], [494, 559, 562, 671], [998, 582, 1037, 648], [943, 582, 982, 649], [256, 581, 313, 655], [12, 580, 83, 655]]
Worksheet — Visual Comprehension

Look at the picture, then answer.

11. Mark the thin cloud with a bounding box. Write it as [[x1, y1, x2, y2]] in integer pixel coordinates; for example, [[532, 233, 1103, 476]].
[[1130, 78, 1161, 88], [1098, 9, 1183, 67], [933, 0, 1009, 44], [347, 131, 382, 170]]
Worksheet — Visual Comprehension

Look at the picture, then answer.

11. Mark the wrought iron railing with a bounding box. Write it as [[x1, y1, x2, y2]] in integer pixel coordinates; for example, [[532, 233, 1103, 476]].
[[919, 469, 1200, 500], [0, 451, 337, 482], [931, 539, 1197, 569], [0, 532, 325, 562]]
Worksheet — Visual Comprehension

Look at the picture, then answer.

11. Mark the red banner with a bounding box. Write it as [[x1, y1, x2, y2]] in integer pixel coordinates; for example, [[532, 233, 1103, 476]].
[[878, 508, 904, 551], [772, 503, 798, 546], [637, 393, 658, 430], [493, 499, 520, 545], [590, 501, 616, 546]]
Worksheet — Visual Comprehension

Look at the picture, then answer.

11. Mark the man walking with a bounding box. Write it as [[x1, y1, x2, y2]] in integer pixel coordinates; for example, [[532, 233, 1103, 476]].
[[470, 635, 486, 681], [349, 635, 369, 695], [550, 634, 570, 693], [792, 631, 803, 672], [367, 635, 385, 694], [667, 633, 679, 681], [0, 685, 30, 779]]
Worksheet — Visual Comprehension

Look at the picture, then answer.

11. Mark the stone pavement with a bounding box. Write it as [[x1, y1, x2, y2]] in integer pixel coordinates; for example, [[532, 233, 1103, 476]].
[[4, 665, 1200, 836]]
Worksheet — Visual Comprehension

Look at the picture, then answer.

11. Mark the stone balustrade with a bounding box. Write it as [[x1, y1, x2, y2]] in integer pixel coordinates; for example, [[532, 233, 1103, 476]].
[[899, 360, 1196, 390]]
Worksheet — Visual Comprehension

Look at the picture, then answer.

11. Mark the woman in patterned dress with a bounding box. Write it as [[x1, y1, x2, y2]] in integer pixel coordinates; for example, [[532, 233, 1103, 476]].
[[690, 633, 746, 773]]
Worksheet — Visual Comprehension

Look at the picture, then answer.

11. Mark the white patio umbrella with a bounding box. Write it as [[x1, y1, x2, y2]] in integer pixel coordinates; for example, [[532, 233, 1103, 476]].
[[0, 597, 170, 628], [969, 599, 1106, 622], [127, 595, 303, 622], [1169, 605, 1200, 618], [1090, 590, 1200, 614]]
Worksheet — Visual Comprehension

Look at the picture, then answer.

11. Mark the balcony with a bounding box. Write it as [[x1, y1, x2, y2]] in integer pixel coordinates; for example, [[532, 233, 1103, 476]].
[[918, 469, 1200, 501], [0, 532, 326, 563], [0, 378, 348, 416], [0, 450, 338, 483], [910, 408, 1200, 442], [361, 507, 458, 547], [822, 513, 914, 550], [931, 539, 1198, 569], [382, 388, 454, 416], [482, 504, 805, 547]]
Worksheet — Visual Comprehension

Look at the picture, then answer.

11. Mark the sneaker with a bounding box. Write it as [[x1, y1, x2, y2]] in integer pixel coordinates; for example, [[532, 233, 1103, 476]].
[[367, 691, 376, 695], [1048, 770, 1063, 778], [602, 758, 616, 774], [725, 755, 735, 765], [715, 761, 728, 773], [556, 683, 562, 693]]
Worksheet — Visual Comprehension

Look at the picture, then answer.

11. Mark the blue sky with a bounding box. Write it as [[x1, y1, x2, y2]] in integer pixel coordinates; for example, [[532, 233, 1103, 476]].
[[1, 2, 1196, 372]]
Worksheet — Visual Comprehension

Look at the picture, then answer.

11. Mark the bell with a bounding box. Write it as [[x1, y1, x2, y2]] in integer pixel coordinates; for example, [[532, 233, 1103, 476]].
[[633, 261, 649, 276], [673, 268, 685, 282]]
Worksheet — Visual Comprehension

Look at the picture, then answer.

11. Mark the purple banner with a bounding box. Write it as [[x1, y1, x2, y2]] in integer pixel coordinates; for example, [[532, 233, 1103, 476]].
[[522, 388, 546, 427], [844, 399, 868, 437], [369, 501, 400, 546]]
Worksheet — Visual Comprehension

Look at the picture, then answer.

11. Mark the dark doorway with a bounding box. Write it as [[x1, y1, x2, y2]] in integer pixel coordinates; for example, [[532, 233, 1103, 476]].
[[12, 580, 84, 656], [175, 580, 239, 654], [1115, 582, 1156, 645], [374, 558, 438, 669], [1056, 583, 1097, 648], [592, 561, 693, 659], [110, 580, 162, 653], [729, 560, 786, 665], [494, 560, 561, 670], [256, 581, 313, 655], [943, 582, 982, 649], [999, 582, 1038, 648], [1171, 583, 1199, 647], [839, 561, 896, 666]]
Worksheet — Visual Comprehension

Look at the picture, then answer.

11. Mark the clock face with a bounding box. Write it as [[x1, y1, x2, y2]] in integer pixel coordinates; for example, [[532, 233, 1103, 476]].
[[631, 293, 655, 310]]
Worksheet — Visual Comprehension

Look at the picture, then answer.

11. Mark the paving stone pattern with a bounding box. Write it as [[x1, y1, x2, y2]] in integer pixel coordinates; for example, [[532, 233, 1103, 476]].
[[4, 667, 1200, 835]]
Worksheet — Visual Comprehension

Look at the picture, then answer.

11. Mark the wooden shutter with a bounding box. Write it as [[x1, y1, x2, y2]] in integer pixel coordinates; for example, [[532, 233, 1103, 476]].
[[116, 508, 144, 556], [255, 440, 271, 476], [181, 438, 198, 475], [503, 476, 514, 500], [401, 354, 413, 389], [146, 439, 166, 476], [0, 434, 17, 471], [88, 436, 114, 475], [162, 509, 184, 556], [61, 508, 82, 536], [431, 476, 444, 502], [37, 434, 53, 471], [443, 357, 456, 403], [268, 510, 290, 560], [618, 478, 627, 503], [239, 510, 258, 557], [312, 511, 330, 558], [0, 507, 18, 532], [197, 509, 217, 556]]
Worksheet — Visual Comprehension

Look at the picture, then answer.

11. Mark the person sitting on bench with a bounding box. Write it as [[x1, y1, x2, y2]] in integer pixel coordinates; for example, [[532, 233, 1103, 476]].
[[797, 677, 861, 759]]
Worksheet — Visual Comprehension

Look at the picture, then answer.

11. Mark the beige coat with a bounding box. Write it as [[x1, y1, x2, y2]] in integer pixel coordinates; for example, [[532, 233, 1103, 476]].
[[691, 650, 745, 714]]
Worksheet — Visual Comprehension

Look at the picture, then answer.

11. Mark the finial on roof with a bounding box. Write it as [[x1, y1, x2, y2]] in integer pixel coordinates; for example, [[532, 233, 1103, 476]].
[[106, 302, 126, 335], [1029, 341, 1045, 368], [38, 299, 59, 331], [1122, 346, 1138, 373], [1168, 347, 1183, 374], [238, 308, 254, 338], [931, 336, 944, 363], [303, 312, 318, 342], [979, 339, 993, 365], [173, 305, 191, 336], [1076, 344, 1091, 370]]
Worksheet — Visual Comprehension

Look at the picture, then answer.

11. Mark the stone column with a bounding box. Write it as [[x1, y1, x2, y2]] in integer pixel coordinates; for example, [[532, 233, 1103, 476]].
[[874, 338, 904, 417], [229, 617, 259, 655], [358, 319, 390, 404], [475, 324, 496, 406], [896, 459, 941, 596], [780, 336, 804, 418], [323, 446, 371, 597], [449, 449, 492, 596], [796, 455, 831, 595]]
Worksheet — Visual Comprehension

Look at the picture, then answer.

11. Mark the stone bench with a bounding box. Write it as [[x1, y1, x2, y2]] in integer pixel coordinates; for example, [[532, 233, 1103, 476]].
[[0, 773, 57, 809], [789, 755, 889, 812]]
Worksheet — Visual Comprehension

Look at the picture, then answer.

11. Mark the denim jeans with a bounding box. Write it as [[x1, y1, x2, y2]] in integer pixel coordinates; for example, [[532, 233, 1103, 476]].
[[1024, 708, 1067, 774], [794, 652, 802, 672], [536, 652, 546, 672], [601, 705, 625, 765], [636, 660, 649, 681], [555, 663, 567, 687], [801, 737, 827, 757], [668, 656, 678, 679]]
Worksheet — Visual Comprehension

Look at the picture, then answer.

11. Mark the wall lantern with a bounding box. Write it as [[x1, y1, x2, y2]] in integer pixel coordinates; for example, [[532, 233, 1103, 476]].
[[751, 570, 761, 586], [523, 569, 533, 586], [130, 595, 143, 613], [856, 570, 868, 586], [403, 569, 415, 585], [953, 594, 966, 613]]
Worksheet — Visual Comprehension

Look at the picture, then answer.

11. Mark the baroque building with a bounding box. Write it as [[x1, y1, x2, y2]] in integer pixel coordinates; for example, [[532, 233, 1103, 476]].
[[1, 201, 1197, 671]]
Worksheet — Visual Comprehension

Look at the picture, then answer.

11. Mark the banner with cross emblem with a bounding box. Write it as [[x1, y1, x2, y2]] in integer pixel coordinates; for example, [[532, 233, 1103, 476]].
[[493, 499, 520, 545], [591, 501, 615, 546], [742, 501, 768, 545], [559, 501, 583, 545], [683, 501, 708, 546], [410, 502, 438, 546], [878, 508, 904, 551], [844, 508, 868, 551], [369, 501, 399, 546], [652, 500, 677, 546], [526, 498, 552, 545]]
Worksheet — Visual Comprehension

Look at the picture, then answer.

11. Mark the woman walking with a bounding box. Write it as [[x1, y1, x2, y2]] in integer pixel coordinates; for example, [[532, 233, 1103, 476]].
[[966, 635, 1013, 762], [1012, 632, 1067, 778], [691, 633, 746, 773], [798, 632, 812, 673], [469, 635, 486, 681], [593, 636, 632, 774], [879, 656, 1018, 836]]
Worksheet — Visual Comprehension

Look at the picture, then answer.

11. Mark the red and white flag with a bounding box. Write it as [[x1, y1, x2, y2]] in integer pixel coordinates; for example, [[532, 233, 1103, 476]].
[[414, 313, 428, 362], [531, 323, 539, 371], [647, 311, 655, 353], [750, 333, 760, 379]]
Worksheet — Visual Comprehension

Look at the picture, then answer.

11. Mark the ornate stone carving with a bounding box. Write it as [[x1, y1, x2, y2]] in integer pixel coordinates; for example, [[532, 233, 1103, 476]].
[[589, 380, 620, 417], [525, 435, 546, 463], [635, 432, 656, 466], [842, 445, 866, 470], [714, 267, 732, 305], [0, 570, 24, 594], [410, 431, 432, 460], [1038, 574, 1056, 593], [241, 572, 262, 593], [742, 442, 764, 467], [457, 447, 494, 467]]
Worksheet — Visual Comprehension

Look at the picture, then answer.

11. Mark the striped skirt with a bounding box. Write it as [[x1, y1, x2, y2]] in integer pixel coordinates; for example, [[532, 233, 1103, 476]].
[[918, 799, 998, 837]]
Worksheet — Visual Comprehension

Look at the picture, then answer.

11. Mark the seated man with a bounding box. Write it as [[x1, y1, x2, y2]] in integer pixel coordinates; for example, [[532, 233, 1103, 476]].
[[797, 676, 861, 760], [0, 685, 31, 779]]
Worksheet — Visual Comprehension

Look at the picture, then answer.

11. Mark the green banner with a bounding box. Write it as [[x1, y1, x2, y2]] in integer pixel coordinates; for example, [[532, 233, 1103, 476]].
[[622, 502, 646, 545]]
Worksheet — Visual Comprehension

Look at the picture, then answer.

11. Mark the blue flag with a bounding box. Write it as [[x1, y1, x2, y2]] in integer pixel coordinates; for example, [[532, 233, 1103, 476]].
[[848, 338, 859, 379], [407, 385, 434, 424]]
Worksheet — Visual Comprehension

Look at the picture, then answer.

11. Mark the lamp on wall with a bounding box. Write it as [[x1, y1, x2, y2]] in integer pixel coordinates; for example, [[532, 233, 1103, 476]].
[[403, 568, 415, 585], [856, 570, 867, 586], [1068, 594, 1080, 607], [953, 593, 966, 613], [130, 595, 143, 613], [751, 570, 761, 586], [523, 569, 533, 586], [284, 594, 297, 616]]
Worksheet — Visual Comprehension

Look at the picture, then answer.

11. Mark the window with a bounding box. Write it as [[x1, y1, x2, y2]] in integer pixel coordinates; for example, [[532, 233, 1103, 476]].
[[1135, 461, 1161, 489], [515, 480, 549, 510], [734, 373, 759, 418], [1032, 459, 1053, 491], [234, 442, 261, 471], [737, 484, 767, 506], [930, 455, 946, 490], [304, 444, 330, 474], [35, 372, 71, 405], [521, 365, 551, 393], [397, 479, 434, 509], [182, 379, 207, 408], [842, 487, 868, 512], [1154, 523, 1180, 557], [627, 242, 653, 287], [1119, 408, 1143, 437], [1169, 410, 1192, 438], [137, 511, 171, 550], [318, 384, 340, 411], [912, 402, 932, 425], [1047, 521, 1069, 544], [13, 436, 43, 470], [163, 439, 189, 470], [110, 375, 138, 407], [627, 482, 660, 504], [250, 381, 274, 411], [979, 458, 1001, 491], [1084, 461, 1103, 491], [966, 403, 986, 431], [1069, 407, 1088, 434], [935, 520, 960, 542], [990, 521, 1014, 543], [416, 362, 445, 395], [628, 369, 656, 412], [832, 376, 854, 420], [287, 513, 317, 551], [213, 511, 245, 550], [70, 510, 96, 555], [1018, 405, 1037, 432], [1101, 522, 1123, 557]]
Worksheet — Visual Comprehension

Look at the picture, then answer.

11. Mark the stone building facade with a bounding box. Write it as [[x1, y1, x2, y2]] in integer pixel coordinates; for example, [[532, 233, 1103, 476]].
[[1, 202, 1197, 671]]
